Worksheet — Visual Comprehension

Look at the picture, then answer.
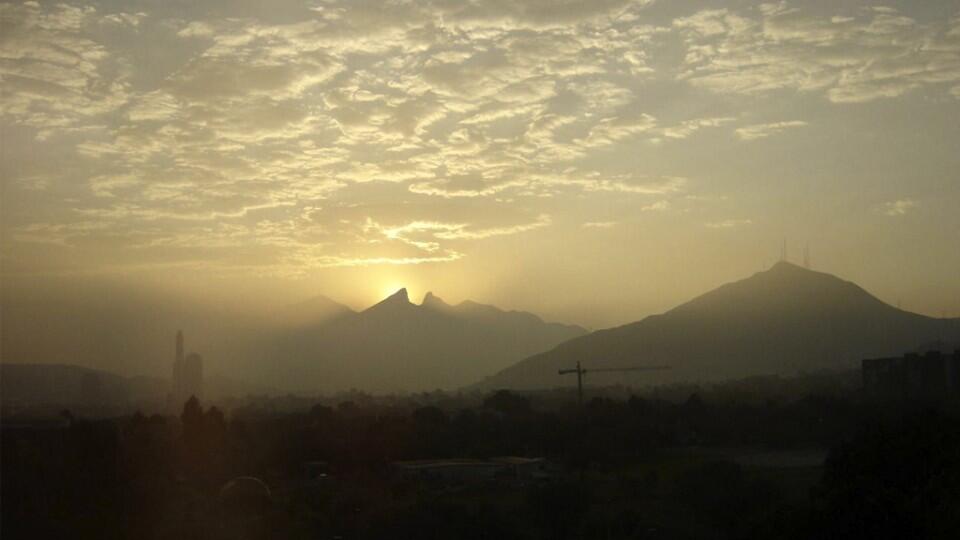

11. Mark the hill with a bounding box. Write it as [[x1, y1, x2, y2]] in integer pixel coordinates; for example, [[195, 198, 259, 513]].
[[480, 262, 960, 389]]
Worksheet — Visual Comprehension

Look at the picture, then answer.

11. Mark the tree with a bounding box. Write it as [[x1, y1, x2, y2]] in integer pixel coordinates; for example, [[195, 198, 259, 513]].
[[817, 411, 960, 539], [483, 390, 532, 416]]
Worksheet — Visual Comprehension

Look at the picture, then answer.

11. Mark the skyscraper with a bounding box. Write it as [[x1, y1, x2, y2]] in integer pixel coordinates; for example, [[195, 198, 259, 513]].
[[171, 331, 203, 409], [173, 330, 184, 403]]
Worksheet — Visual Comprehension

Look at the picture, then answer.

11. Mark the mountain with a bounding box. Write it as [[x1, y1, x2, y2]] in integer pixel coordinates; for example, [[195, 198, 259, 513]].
[[480, 262, 960, 390], [1, 363, 131, 406], [0, 363, 167, 417], [265, 289, 587, 393]]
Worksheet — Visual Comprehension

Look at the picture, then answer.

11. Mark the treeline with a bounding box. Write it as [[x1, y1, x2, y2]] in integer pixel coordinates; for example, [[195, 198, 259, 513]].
[[3, 385, 960, 539]]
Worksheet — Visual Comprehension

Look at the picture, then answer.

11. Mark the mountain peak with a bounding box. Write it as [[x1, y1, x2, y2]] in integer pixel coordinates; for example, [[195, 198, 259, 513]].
[[756, 260, 842, 288], [761, 260, 820, 281], [421, 291, 449, 308], [657, 259, 909, 328], [420, 292, 450, 309], [385, 287, 409, 303], [366, 288, 411, 311], [768, 260, 808, 272]]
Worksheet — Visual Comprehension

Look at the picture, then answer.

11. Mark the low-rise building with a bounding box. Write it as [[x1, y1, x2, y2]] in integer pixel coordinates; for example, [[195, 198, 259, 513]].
[[863, 350, 960, 399]]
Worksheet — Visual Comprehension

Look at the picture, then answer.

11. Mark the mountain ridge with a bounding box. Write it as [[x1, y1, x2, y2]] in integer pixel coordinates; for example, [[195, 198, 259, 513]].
[[261, 289, 588, 392]]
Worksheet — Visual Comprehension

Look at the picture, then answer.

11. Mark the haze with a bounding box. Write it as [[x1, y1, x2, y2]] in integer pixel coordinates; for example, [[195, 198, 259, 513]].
[[2, 0, 960, 376]]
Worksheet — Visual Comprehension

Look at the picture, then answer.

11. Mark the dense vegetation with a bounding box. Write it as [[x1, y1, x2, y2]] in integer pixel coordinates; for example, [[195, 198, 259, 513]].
[[4, 374, 959, 539]]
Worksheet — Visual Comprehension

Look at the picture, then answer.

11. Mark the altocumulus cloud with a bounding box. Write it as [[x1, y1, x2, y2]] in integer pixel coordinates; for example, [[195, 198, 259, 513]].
[[882, 199, 919, 217], [1, 0, 958, 278], [735, 121, 808, 141]]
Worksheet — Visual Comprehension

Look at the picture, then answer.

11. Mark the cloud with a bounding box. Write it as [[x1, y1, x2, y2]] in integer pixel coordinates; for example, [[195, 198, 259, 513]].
[[675, 4, 960, 103], [576, 176, 687, 195], [303, 253, 465, 269], [705, 219, 753, 229], [0, 3, 133, 132], [736, 120, 808, 140], [641, 200, 671, 211], [435, 214, 551, 239], [88, 174, 140, 198], [408, 178, 528, 198], [576, 113, 658, 148], [881, 199, 919, 216], [438, 0, 654, 28], [662, 117, 735, 139], [583, 221, 616, 228], [367, 214, 550, 246]]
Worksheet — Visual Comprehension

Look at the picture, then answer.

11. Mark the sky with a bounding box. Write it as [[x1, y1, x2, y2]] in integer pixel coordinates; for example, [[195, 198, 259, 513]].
[[2, 0, 959, 329]]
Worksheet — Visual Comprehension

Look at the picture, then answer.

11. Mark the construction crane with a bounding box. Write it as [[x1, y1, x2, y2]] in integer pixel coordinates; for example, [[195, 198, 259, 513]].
[[558, 361, 671, 405]]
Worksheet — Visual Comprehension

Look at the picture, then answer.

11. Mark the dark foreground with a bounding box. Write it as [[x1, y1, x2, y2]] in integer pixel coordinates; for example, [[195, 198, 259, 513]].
[[4, 374, 960, 540]]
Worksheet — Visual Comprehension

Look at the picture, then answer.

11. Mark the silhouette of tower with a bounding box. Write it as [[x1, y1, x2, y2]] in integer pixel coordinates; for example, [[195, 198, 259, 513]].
[[173, 330, 184, 405], [171, 330, 203, 408]]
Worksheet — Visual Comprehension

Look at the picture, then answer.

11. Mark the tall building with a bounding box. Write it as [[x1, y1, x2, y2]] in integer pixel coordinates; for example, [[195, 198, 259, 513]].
[[173, 330, 184, 402], [171, 331, 203, 409]]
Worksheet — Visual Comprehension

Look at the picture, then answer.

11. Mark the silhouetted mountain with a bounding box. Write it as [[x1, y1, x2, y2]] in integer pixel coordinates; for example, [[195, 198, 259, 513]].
[[364, 288, 417, 317], [0, 363, 151, 413], [481, 262, 960, 389], [267, 290, 587, 393]]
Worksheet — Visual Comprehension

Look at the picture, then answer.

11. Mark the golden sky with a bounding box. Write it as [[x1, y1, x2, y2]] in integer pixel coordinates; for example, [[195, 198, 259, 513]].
[[2, 0, 959, 328]]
